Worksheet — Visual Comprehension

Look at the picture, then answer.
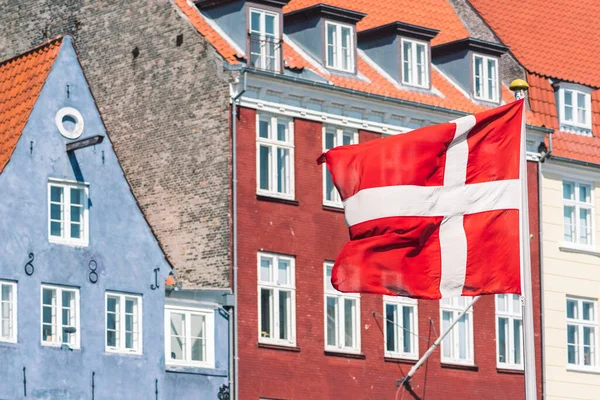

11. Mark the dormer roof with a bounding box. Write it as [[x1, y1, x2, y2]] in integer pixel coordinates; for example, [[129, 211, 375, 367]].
[[284, 4, 366, 25], [358, 21, 439, 42], [195, 0, 291, 10], [432, 38, 509, 58]]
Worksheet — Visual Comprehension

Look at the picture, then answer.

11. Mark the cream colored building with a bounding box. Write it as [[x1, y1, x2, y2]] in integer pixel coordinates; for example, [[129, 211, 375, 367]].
[[541, 160, 600, 400]]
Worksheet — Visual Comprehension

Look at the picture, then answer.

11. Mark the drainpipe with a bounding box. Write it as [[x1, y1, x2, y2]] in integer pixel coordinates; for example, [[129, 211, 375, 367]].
[[538, 130, 552, 400], [231, 71, 246, 400]]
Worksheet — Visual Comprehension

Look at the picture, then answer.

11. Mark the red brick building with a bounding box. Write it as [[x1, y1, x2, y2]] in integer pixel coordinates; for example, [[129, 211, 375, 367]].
[[173, 0, 550, 398]]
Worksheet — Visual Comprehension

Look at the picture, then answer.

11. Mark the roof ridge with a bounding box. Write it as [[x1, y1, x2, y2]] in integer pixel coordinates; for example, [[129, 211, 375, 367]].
[[0, 35, 64, 67]]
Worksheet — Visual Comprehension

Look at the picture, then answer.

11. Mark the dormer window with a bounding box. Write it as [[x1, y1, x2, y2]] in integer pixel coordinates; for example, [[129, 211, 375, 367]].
[[249, 8, 281, 72], [401, 39, 429, 88], [326, 21, 354, 72], [558, 86, 592, 131], [473, 54, 499, 103]]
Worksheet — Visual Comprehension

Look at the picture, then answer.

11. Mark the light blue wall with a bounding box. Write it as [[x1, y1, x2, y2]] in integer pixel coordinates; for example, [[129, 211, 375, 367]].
[[203, 0, 247, 49], [284, 15, 323, 63], [360, 34, 399, 82], [0, 37, 229, 399], [432, 48, 471, 94]]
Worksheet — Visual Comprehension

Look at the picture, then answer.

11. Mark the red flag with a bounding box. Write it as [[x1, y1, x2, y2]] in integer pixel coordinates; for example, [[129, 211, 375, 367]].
[[318, 100, 525, 299]]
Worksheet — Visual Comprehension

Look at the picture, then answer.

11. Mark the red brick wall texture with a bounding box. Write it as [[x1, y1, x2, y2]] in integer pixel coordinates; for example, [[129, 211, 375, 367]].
[[235, 106, 542, 400]]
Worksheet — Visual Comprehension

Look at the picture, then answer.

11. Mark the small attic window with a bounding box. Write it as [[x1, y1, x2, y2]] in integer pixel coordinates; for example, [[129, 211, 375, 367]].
[[401, 39, 429, 88], [326, 21, 354, 73], [558, 85, 592, 132], [248, 8, 281, 72], [473, 54, 499, 103]]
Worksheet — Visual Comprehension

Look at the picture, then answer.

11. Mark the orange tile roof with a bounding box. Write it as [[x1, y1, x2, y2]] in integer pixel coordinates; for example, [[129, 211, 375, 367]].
[[469, 0, 600, 88], [172, 0, 543, 127], [0, 37, 62, 173], [283, 0, 469, 46]]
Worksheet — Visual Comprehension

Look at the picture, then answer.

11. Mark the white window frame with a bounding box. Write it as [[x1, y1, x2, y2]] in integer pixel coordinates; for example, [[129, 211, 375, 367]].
[[558, 85, 592, 131], [322, 126, 358, 207], [105, 292, 143, 355], [383, 296, 419, 360], [325, 21, 355, 72], [257, 252, 296, 346], [472, 54, 499, 103], [256, 114, 295, 200], [439, 297, 474, 365], [495, 294, 524, 370], [562, 179, 594, 247], [48, 179, 89, 246], [566, 296, 599, 370], [401, 38, 429, 88], [40, 284, 80, 349], [324, 262, 361, 354], [0, 280, 17, 343], [248, 7, 280, 72], [165, 305, 215, 368]]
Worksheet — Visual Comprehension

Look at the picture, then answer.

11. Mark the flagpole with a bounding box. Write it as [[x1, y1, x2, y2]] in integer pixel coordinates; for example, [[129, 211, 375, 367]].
[[511, 79, 537, 400], [401, 296, 480, 387]]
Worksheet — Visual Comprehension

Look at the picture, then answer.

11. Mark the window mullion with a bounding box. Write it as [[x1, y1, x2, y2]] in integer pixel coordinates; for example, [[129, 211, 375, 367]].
[[186, 312, 192, 362]]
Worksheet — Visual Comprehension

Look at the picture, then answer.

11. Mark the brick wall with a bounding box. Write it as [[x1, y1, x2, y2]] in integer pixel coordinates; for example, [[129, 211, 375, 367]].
[[236, 105, 543, 399], [0, 0, 234, 288]]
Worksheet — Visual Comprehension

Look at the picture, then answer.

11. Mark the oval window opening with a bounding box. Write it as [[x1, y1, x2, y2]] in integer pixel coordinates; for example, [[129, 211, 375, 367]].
[[62, 115, 78, 133]]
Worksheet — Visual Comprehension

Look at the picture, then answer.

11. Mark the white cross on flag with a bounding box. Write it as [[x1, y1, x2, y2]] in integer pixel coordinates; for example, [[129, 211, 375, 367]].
[[318, 99, 527, 299]]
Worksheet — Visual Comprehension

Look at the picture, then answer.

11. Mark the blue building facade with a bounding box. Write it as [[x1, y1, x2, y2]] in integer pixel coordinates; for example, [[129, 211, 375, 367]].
[[0, 36, 230, 399]]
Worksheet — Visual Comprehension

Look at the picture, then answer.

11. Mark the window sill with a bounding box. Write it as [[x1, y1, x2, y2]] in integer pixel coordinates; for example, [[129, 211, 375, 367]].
[[322, 204, 344, 213], [441, 362, 478, 372], [42, 343, 81, 351], [256, 194, 299, 206], [559, 242, 600, 257], [324, 350, 365, 360], [258, 342, 300, 352], [49, 238, 89, 247], [384, 357, 417, 365], [497, 366, 524, 374], [104, 349, 143, 357], [166, 365, 226, 377], [566, 366, 600, 375]]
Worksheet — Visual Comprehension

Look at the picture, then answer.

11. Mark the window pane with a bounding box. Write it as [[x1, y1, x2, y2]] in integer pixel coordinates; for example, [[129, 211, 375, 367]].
[[579, 208, 591, 244], [564, 206, 575, 242], [265, 14, 275, 36], [107, 297, 118, 313], [50, 186, 63, 202], [342, 133, 353, 146], [487, 59, 496, 100], [579, 184, 590, 203], [71, 189, 83, 205], [403, 42, 411, 83], [1, 285, 10, 302], [458, 314, 469, 360], [191, 314, 205, 338], [577, 93, 587, 123], [344, 298, 355, 347], [277, 122, 287, 142], [170, 336, 185, 360], [278, 259, 289, 285], [341, 27, 351, 70], [260, 288, 272, 338], [442, 311, 452, 358], [327, 24, 336, 66], [402, 306, 413, 353], [416, 44, 425, 86], [512, 295, 521, 315], [279, 291, 290, 340], [50, 204, 62, 221], [191, 337, 204, 362], [250, 11, 260, 32], [170, 312, 185, 336], [50, 221, 62, 237], [43, 288, 55, 306], [325, 131, 336, 150], [326, 296, 337, 346], [71, 223, 81, 239], [260, 257, 272, 283], [325, 265, 335, 292], [496, 294, 507, 312], [259, 145, 270, 190], [474, 57, 483, 97], [498, 317, 508, 363], [513, 319, 522, 365], [259, 120, 269, 138], [107, 312, 116, 331], [567, 299, 577, 319], [567, 324, 578, 365], [563, 182, 574, 200], [583, 302, 594, 321], [276, 147, 289, 194], [564, 90, 573, 106], [385, 303, 396, 352]]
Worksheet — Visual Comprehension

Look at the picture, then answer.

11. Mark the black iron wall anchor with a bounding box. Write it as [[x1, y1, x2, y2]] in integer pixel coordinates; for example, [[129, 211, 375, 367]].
[[88, 260, 98, 284], [150, 268, 160, 290], [24, 253, 34, 276], [217, 384, 230, 400], [155, 378, 158, 400], [23, 367, 26, 397], [91, 371, 95, 400]]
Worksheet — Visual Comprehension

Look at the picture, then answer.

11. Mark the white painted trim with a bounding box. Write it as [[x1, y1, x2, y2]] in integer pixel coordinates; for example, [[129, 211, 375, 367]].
[[40, 285, 80, 350], [382, 296, 419, 360], [472, 53, 500, 103], [566, 296, 599, 369], [105, 292, 143, 355], [257, 252, 296, 347], [439, 297, 475, 365], [322, 125, 358, 207], [324, 21, 355, 73], [543, 161, 600, 183], [557, 85, 592, 132], [248, 7, 281, 73], [47, 181, 89, 247], [164, 305, 215, 369], [561, 178, 595, 247], [400, 38, 429, 89], [55, 107, 84, 140], [559, 243, 600, 257], [282, 34, 330, 77], [0, 280, 17, 343], [495, 294, 524, 370]]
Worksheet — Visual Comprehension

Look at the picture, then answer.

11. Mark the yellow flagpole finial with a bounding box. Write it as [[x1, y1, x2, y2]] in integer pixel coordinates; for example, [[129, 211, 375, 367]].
[[509, 79, 529, 92]]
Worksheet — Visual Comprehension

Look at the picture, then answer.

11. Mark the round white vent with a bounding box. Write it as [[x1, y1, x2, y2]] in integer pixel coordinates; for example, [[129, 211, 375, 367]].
[[55, 107, 84, 139]]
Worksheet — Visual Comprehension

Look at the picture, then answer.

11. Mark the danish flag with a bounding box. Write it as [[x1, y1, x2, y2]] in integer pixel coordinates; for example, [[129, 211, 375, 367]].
[[318, 100, 527, 299]]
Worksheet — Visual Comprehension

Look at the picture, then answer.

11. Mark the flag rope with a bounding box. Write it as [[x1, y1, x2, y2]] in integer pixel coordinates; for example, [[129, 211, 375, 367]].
[[371, 311, 436, 344]]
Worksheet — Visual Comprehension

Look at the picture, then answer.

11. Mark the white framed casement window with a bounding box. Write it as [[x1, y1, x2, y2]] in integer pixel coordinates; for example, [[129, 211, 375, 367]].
[[0, 281, 17, 343], [383, 296, 418, 360], [105, 292, 142, 354], [324, 262, 360, 353], [473, 54, 499, 103], [256, 114, 294, 199], [165, 305, 215, 368], [496, 294, 523, 369], [558, 86, 592, 131], [48, 180, 89, 246], [325, 21, 354, 72], [401, 38, 429, 88], [566, 296, 598, 369], [258, 252, 295, 346], [563, 180, 593, 246], [248, 7, 280, 72], [41, 285, 80, 349], [440, 297, 474, 365], [323, 126, 357, 207]]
